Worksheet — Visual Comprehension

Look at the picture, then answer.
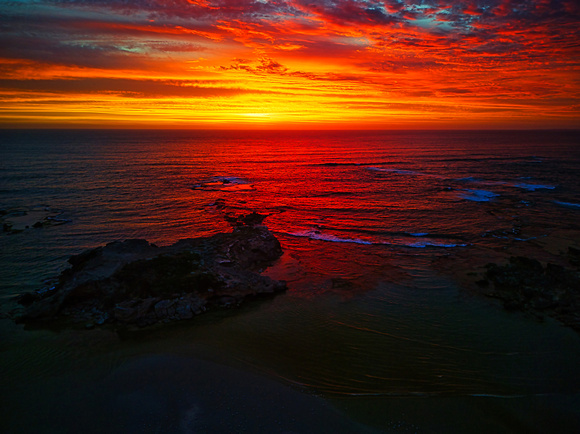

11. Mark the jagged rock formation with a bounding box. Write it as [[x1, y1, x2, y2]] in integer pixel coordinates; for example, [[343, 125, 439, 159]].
[[16, 222, 286, 328]]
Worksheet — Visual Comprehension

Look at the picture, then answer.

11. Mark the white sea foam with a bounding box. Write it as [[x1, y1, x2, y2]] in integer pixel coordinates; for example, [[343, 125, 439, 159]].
[[554, 201, 580, 209], [289, 230, 372, 245], [457, 189, 499, 202], [384, 240, 468, 248], [512, 182, 555, 191], [456, 177, 556, 192], [455, 176, 481, 182], [289, 230, 466, 248]]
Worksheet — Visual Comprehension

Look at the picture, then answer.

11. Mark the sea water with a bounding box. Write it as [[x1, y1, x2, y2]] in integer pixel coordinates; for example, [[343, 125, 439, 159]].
[[1, 129, 580, 433]]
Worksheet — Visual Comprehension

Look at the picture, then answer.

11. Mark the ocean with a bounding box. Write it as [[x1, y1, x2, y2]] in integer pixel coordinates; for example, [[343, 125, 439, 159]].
[[1, 129, 580, 433]]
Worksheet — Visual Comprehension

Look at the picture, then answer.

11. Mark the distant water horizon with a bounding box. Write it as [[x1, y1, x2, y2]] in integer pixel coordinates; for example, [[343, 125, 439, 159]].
[[1, 129, 580, 433], [2, 127, 579, 131]]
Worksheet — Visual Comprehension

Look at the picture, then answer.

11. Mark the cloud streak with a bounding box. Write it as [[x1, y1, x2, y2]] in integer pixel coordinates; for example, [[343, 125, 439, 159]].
[[0, 0, 578, 127]]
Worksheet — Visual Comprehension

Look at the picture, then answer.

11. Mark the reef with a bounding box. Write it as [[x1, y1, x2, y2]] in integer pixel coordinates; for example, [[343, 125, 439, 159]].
[[477, 251, 580, 332], [15, 214, 286, 328], [1, 206, 70, 233]]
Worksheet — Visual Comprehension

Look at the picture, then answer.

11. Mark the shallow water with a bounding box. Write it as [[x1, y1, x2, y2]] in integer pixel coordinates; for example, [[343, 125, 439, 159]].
[[1, 129, 580, 433]]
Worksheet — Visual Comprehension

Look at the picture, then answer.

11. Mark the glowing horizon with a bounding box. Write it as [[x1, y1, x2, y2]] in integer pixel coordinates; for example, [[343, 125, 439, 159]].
[[1, 0, 579, 129]]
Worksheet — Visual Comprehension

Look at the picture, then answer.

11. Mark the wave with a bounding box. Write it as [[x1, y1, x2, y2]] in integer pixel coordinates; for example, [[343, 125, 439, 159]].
[[512, 182, 555, 191], [436, 156, 543, 163], [454, 177, 505, 186], [484, 233, 538, 241], [315, 162, 362, 167], [363, 166, 557, 200], [191, 176, 255, 192], [366, 166, 448, 181], [394, 241, 468, 248], [289, 230, 372, 245], [457, 189, 499, 202], [311, 191, 354, 198], [314, 161, 407, 167], [455, 177, 556, 192], [287, 229, 467, 248], [554, 200, 580, 209], [367, 166, 422, 176]]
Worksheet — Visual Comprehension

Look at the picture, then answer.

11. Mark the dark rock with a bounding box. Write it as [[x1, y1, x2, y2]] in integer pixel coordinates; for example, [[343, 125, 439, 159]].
[[15, 221, 286, 328], [153, 299, 171, 319], [521, 286, 535, 299], [475, 279, 489, 287], [533, 298, 556, 311], [503, 299, 523, 311], [242, 212, 267, 226], [175, 298, 194, 319], [114, 297, 159, 324], [216, 296, 237, 307], [16, 292, 39, 306], [484, 256, 580, 332], [221, 225, 283, 270], [331, 277, 356, 291], [225, 212, 268, 228]]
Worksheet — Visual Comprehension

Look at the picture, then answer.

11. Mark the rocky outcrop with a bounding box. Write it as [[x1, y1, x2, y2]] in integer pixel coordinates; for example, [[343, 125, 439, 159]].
[[15, 222, 286, 328], [479, 256, 580, 331]]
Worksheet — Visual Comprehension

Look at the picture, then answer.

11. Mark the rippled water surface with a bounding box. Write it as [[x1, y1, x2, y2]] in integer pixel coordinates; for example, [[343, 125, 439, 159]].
[[1, 129, 580, 433]]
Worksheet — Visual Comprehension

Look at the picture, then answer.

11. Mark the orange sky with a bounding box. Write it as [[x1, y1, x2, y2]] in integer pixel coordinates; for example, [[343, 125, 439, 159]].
[[1, 0, 579, 129]]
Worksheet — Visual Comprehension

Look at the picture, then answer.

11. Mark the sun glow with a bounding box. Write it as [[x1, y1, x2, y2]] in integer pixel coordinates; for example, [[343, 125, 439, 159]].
[[242, 113, 272, 118]]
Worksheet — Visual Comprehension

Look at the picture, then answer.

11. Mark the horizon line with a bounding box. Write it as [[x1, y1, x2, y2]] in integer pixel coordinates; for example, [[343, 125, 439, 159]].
[[2, 127, 579, 132]]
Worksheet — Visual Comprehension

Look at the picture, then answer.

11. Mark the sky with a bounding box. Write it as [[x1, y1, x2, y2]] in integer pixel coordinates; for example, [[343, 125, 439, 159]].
[[0, 0, 579, 129]]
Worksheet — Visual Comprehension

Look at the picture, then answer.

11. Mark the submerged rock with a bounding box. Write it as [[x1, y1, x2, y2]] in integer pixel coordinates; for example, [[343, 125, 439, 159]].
[[481, 256, 580, 331], [15, 221, 286, 328], [1, 206, 70, 233], [225, 211, 268, 228]]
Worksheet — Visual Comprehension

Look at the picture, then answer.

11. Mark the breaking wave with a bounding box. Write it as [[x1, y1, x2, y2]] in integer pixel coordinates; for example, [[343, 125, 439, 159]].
[[289, 230, 372, 245], [554, 201, 580, 209], [457, 189, 499, 202], [512, 183, 555, 191], [191, 176, 255, 192], [287, 229, 467, 248]]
